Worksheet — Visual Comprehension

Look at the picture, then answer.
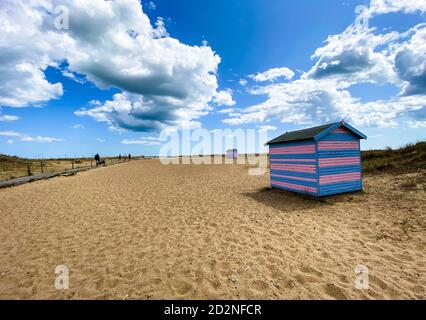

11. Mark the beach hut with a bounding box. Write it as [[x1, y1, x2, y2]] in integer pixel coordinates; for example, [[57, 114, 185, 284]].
[[226, 149, 238, 160], [266, 121, 367, 197]]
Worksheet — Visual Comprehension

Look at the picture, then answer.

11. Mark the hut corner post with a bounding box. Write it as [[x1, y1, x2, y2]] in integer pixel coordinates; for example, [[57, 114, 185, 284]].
[[315, 141, 320, 197], [360, 140, 363, 192]]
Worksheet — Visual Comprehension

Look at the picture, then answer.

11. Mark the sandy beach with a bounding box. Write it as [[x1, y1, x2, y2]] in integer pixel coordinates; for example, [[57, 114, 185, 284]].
[[0, 159, 424, 299]]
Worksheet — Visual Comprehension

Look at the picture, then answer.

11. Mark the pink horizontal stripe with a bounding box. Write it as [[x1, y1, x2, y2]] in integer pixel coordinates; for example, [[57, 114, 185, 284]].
[[270, 151, 316, 155], [332, 128, 350, 133], [270, 158, 316, 163], [318, 141, 359, 150], [319, 144, 358, 148], [320, 172, 361, 179], [270, 145, 315, 155], [320, 172, 361, 185], [270, 164, 316, 173], [271, 180, 317, 193], [270, 164, 316, 170], [319, 161, 360, 165], [270, 145, 315, 150], [270, 146, 315, 150], [271, 174, 317, 183], [270, 151, 315, 155], [319, 142, 359, 146], [318, 157, 360, 167], [319, 156, 360, 163], [319, 147, 359, 151], [320, 178, 361, 185], [319, 161, 360, 167]]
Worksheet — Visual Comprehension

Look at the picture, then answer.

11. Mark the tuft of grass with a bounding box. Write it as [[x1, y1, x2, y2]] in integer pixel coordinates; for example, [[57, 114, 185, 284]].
[[400, 218, 410, 234]]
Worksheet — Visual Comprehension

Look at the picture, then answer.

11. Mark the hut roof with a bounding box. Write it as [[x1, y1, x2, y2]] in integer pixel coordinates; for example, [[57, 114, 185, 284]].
[[266, 121, 367, 145]]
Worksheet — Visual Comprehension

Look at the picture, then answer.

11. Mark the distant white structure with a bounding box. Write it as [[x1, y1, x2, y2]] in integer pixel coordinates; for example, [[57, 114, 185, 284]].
[[226, 149, 238, 160]]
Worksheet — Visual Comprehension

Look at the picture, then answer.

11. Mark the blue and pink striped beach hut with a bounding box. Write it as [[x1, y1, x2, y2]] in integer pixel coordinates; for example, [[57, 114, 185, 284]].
[[266, 121, 367, 197]]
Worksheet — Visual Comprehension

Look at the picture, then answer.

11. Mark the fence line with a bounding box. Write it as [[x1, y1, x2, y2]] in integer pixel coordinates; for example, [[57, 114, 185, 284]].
[[2, 156, 138, 183]]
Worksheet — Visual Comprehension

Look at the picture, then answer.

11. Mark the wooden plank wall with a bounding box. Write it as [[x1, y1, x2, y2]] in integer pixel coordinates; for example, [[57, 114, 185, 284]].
[[269, 141, 318, 195], [317, 126, 362, 196]]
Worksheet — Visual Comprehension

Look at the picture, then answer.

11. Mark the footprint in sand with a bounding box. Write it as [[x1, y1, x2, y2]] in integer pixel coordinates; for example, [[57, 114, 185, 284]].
[[105, 277, 119, 289], [207, 278, 221, 290], [96, 279, 104, 290], [21, 279, 34, 288], [295, 273, 318, 284], [170, 279, 193, 295], [301, 265, 324, 278], [251, 279, 269, 291], [324, 283, 348, 300], [369, 275, 388, 290]]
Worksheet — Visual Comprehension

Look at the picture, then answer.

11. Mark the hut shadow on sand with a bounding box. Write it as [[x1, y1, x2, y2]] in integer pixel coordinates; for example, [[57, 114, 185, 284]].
[[244, 186, 366, 213]]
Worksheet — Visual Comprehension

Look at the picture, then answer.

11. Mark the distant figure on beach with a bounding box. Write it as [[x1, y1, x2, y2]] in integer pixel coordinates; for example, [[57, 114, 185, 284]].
[[95, 153, 101, 166], [119, 154, 122, 162], [128, 153, 131, 161]]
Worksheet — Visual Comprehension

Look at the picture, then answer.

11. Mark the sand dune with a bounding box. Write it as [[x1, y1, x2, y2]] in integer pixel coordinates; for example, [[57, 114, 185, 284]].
[[0, 160, 424, 299]]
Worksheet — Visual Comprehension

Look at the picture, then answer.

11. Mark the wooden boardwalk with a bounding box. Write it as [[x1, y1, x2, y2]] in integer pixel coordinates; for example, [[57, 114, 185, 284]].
[[0, 167, 90, 189], [0, 161, 128, 189]]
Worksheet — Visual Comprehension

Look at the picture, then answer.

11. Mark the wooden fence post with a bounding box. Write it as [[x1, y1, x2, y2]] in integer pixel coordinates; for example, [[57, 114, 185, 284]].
[[27, 164, 32, 176], [72, 160, 75, 169], [40, 161, 44, 173]]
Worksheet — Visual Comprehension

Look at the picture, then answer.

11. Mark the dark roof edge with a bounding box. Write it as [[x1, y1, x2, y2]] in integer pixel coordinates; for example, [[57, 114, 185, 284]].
[[314, 121, 367, 140], [266, 120, 367, 145]]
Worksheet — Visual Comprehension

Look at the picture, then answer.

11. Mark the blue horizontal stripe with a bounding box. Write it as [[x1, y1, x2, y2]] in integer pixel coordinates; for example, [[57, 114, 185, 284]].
[[270, 154, 316, 159], [318, 148, 360, 152], [320, 133, 359, 141], [318, 151, 360, 158], [270, 169, 317, 179], [320, 181, 362, 191], [271, 183, 317, 196], [270, 160, 315, 165], [319, 165, 361, 175], [319, 182, 362, 196], [320, 188, 362, 196], [269, 140, 315, 148], [271, 176, 317, 187]]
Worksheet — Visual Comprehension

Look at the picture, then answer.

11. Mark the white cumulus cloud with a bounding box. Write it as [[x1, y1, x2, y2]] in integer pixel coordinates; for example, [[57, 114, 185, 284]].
[[0, 131, 63, 143], [0, 115, 19, 121], [122, 136, 162, 146], [239, 79, 248, 86], [212, 89, 236, 106], [250, 67, 295, 82], [146, 1, 156, 10], [365, 0, 426, 17], [1, 0, 225, 132]]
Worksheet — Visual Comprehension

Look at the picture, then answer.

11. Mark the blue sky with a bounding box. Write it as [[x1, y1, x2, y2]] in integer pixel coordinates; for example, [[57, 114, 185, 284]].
[[0, 0, 425, 158]]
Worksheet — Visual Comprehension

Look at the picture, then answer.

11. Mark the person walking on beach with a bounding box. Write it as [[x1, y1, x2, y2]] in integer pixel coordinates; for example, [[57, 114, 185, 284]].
[[128, 153, 131, 161], [95, 153, 100, 166]]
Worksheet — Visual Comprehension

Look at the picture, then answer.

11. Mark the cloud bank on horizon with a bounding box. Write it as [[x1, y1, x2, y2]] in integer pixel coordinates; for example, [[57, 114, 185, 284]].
[[0, 0, 425, 142]]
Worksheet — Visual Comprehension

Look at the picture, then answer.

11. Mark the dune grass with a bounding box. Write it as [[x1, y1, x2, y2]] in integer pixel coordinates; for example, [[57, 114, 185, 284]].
[[362, 141, 426, 174], [0, 155, 126, 181]]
